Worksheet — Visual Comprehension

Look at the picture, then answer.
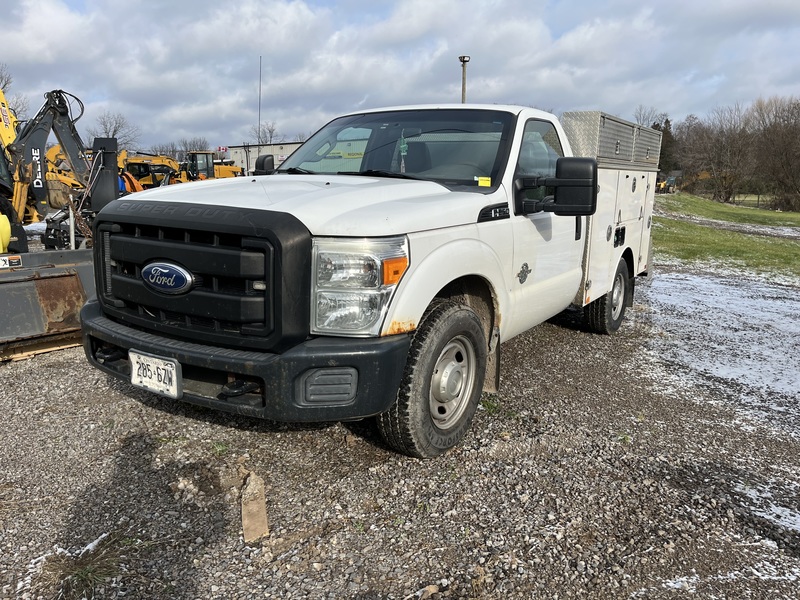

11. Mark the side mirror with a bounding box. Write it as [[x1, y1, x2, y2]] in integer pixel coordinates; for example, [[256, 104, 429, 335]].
[[515, 157, 597, 216], [254, 154, 275, 175]]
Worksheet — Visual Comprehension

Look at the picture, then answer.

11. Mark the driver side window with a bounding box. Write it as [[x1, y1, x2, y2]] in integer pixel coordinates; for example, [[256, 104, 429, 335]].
[[516, 119, 564, 199]]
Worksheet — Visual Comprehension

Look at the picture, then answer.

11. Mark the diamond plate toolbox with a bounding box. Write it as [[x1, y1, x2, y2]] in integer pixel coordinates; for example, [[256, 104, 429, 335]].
[[561, 111, 661, 170]]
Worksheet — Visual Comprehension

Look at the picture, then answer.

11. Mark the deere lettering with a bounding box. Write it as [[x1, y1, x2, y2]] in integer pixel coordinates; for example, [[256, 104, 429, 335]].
[[0, 103, 10, 129], [31, 148, 44, 189]]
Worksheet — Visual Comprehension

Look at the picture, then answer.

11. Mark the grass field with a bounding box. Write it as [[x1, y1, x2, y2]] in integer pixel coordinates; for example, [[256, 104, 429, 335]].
[[653, 193, 800, 279], [656, 193, 800, 227], [729, 193, 778, 209]]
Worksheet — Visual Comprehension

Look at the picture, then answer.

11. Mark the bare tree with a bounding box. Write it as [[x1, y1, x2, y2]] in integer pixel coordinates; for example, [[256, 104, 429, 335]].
[[0, 62, 12, 92], [679, 104, 756, 202], [7, 93, 29, 121], [178, 137, 209, 152], [673, 114, 706, 190], [633, 105, 660, 127], [175, 137, 210, 161], [148, 142, 180, 158], [87, 110, 141, 150], [250, 121, 283, 144], [714, 104, 756, 202], [750, 96, 800, 210], [0, 62, 29, 120]]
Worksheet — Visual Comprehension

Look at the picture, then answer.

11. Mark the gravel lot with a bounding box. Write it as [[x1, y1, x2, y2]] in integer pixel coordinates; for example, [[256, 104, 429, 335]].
[[1, 259, 799, 599]]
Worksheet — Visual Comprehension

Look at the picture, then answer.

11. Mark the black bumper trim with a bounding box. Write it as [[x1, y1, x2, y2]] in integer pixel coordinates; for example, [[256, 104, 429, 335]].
[[80, 300, 410, 422]]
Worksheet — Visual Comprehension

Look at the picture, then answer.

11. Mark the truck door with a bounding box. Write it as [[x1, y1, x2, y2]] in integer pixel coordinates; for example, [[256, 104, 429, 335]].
[[508, 119, 585, 336]]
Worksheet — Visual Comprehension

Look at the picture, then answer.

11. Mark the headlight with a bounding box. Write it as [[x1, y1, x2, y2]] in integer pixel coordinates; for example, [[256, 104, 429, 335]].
[[312, 236, 409, 336]]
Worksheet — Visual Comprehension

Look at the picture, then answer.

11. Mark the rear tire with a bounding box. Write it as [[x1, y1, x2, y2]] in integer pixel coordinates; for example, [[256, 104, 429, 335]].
[[585, 258, 629, 334], [377, 301, 487, 458]]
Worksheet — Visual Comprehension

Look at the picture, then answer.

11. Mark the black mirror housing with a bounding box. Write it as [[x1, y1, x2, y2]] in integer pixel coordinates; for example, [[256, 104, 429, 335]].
[[516, 157, 597, 216], [254, 154, 275, 175]]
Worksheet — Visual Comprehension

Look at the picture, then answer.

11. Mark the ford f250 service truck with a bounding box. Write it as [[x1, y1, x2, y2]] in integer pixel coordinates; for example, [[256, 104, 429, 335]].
[[80, 105, 661, 458]]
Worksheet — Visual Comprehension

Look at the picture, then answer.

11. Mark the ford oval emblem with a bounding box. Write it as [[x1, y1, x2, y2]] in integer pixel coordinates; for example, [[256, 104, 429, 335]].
[[141, 262, 194, 295]]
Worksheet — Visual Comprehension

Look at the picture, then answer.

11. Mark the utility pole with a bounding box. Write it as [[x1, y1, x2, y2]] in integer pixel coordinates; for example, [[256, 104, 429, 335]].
[[258, 56, 262, 144], [458, 55, 470, 103]]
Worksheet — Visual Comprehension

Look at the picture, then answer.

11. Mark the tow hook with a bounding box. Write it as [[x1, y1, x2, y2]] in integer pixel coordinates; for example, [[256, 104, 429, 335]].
[[219, 379, 260, 398], [96, 347, 125, 364]]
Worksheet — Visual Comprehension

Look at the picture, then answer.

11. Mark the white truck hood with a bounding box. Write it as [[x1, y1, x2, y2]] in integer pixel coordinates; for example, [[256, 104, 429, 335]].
[[123, 174, 497, 236]]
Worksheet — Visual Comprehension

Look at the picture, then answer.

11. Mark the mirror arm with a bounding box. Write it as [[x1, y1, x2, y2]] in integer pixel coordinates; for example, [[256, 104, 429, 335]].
[[522, 196, 555, 214]]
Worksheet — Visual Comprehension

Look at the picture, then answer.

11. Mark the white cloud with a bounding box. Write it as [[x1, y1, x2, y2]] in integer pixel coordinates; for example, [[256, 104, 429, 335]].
[[3, 0, 799, 150]]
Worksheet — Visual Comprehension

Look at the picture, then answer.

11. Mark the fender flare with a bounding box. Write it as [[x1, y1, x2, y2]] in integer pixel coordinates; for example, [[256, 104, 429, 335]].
[[381, 236, 511, 337]]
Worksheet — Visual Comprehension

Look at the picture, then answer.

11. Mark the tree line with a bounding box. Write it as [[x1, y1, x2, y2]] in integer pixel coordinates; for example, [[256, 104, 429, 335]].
[[636, 96, 800, 211]]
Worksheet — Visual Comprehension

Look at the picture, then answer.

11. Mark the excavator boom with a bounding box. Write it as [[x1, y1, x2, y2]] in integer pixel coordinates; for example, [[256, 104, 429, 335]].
[[6, 90, 91, 220]]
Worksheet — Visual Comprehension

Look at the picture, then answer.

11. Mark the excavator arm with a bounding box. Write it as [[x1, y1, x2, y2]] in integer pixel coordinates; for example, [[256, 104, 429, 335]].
[[6, 90, 91, 221]]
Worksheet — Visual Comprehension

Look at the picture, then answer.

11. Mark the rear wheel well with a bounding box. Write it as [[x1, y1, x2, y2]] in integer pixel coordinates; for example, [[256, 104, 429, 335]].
[[621, 247, 634, 276], [621, 247, 635, 308]]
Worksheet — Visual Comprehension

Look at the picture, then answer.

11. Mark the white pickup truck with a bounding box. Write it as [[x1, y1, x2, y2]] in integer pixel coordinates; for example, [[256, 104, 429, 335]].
[[81, 104, 661, 457]]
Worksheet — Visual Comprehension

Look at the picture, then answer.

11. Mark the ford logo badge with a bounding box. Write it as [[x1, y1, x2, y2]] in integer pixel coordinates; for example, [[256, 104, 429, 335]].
[[141, 262, 194, 295]]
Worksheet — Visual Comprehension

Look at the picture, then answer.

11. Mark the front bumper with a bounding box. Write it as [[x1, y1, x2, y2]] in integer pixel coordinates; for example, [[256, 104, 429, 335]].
[[80, 299, 411, 422]]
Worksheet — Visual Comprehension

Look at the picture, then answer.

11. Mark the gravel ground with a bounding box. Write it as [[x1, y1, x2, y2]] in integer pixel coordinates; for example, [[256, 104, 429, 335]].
[[1, 260, 799, 599]]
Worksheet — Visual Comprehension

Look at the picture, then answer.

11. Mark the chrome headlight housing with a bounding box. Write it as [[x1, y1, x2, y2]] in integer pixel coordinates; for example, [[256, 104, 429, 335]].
[[311, 236, 409, 336]]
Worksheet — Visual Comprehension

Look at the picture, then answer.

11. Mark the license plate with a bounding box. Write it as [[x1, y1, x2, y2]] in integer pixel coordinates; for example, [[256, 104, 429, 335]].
[[129, 350, 182, 399]]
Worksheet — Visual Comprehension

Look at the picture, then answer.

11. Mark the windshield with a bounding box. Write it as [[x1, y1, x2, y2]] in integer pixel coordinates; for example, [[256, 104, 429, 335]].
[[278, 108, 515, 190]]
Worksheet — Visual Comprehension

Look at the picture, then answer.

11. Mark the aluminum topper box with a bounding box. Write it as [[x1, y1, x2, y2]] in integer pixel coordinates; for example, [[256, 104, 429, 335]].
[[561, 111, 662, 170]]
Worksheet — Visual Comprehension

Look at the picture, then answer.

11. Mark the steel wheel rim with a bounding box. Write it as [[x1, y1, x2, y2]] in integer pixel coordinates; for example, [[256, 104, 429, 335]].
[[429, 335, 476, 430], [611, 272, 624, 320]]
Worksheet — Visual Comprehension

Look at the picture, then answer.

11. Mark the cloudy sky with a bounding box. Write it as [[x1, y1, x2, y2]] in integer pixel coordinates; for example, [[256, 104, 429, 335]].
[[3, 0, 800, 151]]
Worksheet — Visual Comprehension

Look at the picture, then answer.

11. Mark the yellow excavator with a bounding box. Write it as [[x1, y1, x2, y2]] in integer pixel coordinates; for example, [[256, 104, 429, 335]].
[[2, 90, 92, 249], [0, 90, 93, 233], [120, 150, 243, 188], [185, 151, 244, 180], [0, 89, 145, 253], [120, 151, 181, 188], [0, 88, 19, 252], [1, 89, 125, 359]]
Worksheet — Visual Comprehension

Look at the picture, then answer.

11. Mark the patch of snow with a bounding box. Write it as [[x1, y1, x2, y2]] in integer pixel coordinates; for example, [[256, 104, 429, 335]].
[[22, 222, 47, 235], [632, 561, 800, 597], [640, 265, 800, 439], [735, 483, 800, 535]]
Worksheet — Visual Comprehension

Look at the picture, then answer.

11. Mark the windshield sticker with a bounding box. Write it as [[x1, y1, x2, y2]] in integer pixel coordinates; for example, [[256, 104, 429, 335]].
[[477, 177, 492, 187]]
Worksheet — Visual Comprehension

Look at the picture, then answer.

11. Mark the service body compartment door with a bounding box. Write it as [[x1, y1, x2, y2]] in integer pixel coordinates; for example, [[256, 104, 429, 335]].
[[580, 167, 620, 305], [637, 171, 656, 275]]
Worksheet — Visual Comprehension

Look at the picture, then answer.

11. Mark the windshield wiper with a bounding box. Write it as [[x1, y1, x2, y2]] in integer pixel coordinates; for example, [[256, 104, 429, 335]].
[[279, 167, 315, 174], [337, 169, 420, 180]]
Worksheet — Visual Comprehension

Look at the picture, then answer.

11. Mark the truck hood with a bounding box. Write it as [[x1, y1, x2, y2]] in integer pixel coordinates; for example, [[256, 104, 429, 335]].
[[123, 174, 497, 236]]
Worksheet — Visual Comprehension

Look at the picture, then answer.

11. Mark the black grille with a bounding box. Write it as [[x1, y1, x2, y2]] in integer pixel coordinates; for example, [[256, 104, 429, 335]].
[[93, 200, 312, 352]]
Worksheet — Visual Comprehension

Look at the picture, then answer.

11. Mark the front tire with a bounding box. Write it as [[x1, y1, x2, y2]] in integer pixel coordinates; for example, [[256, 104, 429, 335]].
[[585, 258, 630, 334], [377, 301, 487, 458]]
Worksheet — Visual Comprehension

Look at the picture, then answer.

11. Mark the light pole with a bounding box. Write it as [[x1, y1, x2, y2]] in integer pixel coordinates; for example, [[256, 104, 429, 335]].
[[459, 55, 470, 103]]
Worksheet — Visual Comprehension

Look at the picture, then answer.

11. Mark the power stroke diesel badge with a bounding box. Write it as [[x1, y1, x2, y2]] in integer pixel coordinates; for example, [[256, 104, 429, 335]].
[[141, 262, 194, 295]]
